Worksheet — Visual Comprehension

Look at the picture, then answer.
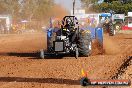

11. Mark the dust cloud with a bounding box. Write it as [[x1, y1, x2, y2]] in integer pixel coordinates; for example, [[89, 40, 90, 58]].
[[43, 4, 68, 22], [103, 34, 121, 55]]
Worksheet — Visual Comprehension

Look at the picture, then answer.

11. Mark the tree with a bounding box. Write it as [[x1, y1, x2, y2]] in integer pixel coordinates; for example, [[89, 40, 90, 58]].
[[19, 0, 53, 21], [0, 1, 6, 14], [0, 0, 20, 16], [81, 0, 132, 14], [0, 0, 54, 21], [81, 0, 98, 7]]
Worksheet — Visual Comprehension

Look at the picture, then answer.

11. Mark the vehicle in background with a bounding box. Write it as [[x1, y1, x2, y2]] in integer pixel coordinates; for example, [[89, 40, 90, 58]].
[[113, 14, 125, 32], [99, 13, 126, 35], [122, 12, 132, 30], [99, 13, 115, 36]]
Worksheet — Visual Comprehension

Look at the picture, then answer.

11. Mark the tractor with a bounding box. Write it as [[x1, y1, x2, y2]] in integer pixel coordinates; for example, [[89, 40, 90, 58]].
[[40, 16, 92, 59], [99, 13, 126, 36], [113, 14, 125, 32], [99, 13, 115, 36], [40, 0, 104, 59], [122, 12, 132, 30]]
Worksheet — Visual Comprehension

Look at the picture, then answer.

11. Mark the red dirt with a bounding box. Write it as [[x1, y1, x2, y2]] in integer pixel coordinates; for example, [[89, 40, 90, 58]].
[[103, 34, 121, 55], [0, 33, 47, 53], [91, 40, 104, 55], [0, 32, 131, 88]]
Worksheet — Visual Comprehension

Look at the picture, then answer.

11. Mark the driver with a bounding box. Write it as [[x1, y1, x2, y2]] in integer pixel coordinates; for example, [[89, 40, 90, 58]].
[[62, 18, 71, 34], [65, 18, 72, 28]]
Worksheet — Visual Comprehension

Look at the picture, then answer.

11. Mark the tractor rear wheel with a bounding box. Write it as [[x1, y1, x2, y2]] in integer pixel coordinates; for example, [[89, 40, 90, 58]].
[[78, 30, 92, 56], [109, 23, 115, 36]]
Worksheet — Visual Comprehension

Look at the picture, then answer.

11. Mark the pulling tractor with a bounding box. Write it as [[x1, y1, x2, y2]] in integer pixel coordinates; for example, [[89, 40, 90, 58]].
[[40, 16, 92, 59], [99, 13, 115, 36], [99, 13, 125, 36]]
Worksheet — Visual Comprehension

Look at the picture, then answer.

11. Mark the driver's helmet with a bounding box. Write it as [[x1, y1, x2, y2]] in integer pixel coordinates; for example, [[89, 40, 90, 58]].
[[66, 18, 71, 25], [105, 17, 109, 23]]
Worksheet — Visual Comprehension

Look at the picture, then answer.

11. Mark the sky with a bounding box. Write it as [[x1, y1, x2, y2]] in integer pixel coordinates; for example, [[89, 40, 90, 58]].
[[54, 0, 82, 12]]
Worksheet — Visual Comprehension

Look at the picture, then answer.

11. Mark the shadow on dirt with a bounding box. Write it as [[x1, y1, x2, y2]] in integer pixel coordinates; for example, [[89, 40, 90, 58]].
[[8, 52, 40, 57], [0, 77, 80, 85], [124, 38, 132, 39], [0, 52, 96, 59], [7, 52, 65, 59]]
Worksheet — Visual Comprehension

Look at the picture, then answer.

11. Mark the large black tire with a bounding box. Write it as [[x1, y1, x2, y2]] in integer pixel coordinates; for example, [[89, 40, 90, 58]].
[[109, 23, 115, 36], [78, 30, 92, 56]]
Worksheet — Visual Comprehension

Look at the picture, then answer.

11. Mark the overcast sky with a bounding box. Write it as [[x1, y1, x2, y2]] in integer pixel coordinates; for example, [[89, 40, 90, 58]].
[[54, 0, 82, 12]]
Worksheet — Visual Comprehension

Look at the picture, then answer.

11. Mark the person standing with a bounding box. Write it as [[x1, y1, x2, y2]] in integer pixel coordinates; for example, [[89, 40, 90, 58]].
[[0, 25, 4, 34]]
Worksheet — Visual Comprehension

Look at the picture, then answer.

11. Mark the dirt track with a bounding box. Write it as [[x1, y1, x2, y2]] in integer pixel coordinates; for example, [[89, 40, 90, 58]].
[[0, 32, 131, 88]]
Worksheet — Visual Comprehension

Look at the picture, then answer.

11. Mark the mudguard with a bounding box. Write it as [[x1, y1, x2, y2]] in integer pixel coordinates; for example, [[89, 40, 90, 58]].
[[80, 26, 103, 46], [95, 27, 103, 46], [80, 26, 96, 39]]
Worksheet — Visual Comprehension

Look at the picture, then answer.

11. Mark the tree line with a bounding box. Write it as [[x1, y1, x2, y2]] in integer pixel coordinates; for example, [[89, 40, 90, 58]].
[[0, 0, 54, 21], [81, 0, 132, 15]]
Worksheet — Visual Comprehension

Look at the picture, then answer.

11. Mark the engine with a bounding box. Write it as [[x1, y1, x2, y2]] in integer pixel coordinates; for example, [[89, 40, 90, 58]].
[[48, 16, 79, 54]]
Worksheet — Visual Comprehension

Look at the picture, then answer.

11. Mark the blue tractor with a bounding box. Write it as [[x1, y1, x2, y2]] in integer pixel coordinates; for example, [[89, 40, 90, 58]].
[[39, 0, 104, 59], [99, 13, 115, 36], [40, 16, 93, 59], [40, 15, 104, 59]]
